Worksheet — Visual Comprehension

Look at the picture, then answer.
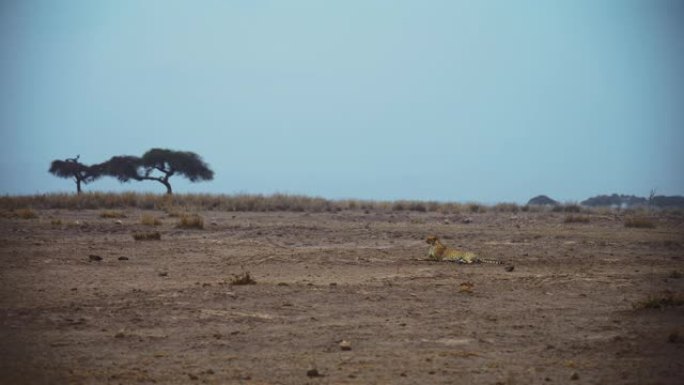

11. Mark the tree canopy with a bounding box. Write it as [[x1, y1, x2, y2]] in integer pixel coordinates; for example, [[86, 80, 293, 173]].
[[49, 149, 214, 195], [48, 156, 101, 194], [99, 149, 214, 194]]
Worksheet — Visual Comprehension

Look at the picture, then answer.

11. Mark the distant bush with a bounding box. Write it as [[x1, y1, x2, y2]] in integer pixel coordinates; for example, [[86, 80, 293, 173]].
[[625, 216, 656, 228]]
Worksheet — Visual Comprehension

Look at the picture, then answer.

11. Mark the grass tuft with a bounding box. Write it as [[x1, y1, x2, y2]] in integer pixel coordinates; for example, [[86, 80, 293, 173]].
[[132, 231, 161, 241], [493, 203, 520, 213], [100, 210, 126, 218], [176, 214, 204, 229], [624, 216, 656, 228], [634, 291, 684, 310], [14, 208, 38, 219], [230, 272, 256, 285], [141, 214, 162, 226], [564, 215, 590, 224]]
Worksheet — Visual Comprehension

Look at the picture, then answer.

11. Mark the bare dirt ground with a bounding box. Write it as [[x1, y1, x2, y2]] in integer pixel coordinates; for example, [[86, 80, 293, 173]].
[[1, 209, 683, 384]]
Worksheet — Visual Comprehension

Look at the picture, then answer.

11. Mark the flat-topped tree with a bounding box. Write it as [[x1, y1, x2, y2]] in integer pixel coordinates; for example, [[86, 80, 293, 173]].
[[101, 149, 213, 194], [99, 155, 144, 182], [48, 155, 102, 194]]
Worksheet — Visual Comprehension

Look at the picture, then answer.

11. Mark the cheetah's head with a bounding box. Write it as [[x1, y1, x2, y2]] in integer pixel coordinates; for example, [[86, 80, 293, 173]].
[[426, 235, 439, 245]]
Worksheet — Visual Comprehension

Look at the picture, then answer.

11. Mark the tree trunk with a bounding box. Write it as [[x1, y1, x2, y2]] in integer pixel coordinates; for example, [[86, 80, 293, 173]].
[[162, 180, 172, 195], [76, 179, 82, 195]]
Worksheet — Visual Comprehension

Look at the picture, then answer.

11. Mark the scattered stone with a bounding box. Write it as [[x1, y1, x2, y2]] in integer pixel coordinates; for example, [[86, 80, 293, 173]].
[[115, 220, 123, 225], [668, 331, 681, 343], [570, 372, 579, 380], [505, 265, 515, 272], [306, 368, 322, 377], [158, 272, 168, 277], [118, 256, 129, 261], [114, 331, 125, 338], [88, 255, 102, 262], [339, 340, 352, 351], [188, 373, 198, 380], [329, 282, 338, 287], [462, 217, 473, 224]]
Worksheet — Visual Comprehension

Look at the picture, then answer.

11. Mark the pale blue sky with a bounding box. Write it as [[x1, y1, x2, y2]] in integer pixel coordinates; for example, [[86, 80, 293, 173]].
[[1, 0, 682, 203]]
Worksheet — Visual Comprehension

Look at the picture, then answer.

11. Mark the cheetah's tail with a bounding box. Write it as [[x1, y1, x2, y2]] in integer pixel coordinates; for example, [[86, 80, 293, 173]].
[[476, 258, 504, 265]]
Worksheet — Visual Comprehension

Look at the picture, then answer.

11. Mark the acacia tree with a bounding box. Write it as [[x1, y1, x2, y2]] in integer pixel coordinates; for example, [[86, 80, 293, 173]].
[[100, 149, 214, 194], [48, 155, 101, 194]]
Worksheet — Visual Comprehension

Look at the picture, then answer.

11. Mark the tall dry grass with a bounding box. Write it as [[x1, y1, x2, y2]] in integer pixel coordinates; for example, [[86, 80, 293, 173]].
[[1, 192, 674, 215]]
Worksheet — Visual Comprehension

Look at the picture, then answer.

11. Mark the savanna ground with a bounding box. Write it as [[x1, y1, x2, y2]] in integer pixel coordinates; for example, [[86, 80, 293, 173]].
[[1, 199, 683, 384]]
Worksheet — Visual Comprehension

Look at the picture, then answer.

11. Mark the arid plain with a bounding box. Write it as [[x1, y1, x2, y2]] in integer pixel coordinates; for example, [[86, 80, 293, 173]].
[[1, 205, 683, 384]]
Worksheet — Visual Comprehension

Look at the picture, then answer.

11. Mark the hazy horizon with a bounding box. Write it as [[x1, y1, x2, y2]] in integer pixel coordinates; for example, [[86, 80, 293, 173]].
[[2, 1, 683, 204]]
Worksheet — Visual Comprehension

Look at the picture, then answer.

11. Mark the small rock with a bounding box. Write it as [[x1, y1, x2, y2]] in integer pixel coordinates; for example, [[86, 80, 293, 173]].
[[118, 256, 129, 261], [570, 372, 579, 380], [188, 373, 198, 380], [88, 255, 103, 262], [158, 272, 168, 277], [505, 265, 515, 272], [339, 340, 352, 351], [114, 331, 125, 338], [115, 220, 123, 225], [306, 368, 322, 377], [462, 217, 473, 224]]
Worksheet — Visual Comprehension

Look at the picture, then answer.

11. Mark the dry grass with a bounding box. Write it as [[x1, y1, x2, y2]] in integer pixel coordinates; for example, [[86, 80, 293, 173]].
[[625, 216, 656, 228], [2, 192, 678, 215], [468, 203, 486, 213], [492, 203, 520, 213], [634, 291, 684, 310], [132, 231, 161, 241], [141, 214, 162, 226], [13, 208, 38, 219], [100, 210, 126, 218], [1, 208, 39, 219], [230, 272, 256, 285], [176, 214, 204, 229], [564, 215, 591, 224]]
